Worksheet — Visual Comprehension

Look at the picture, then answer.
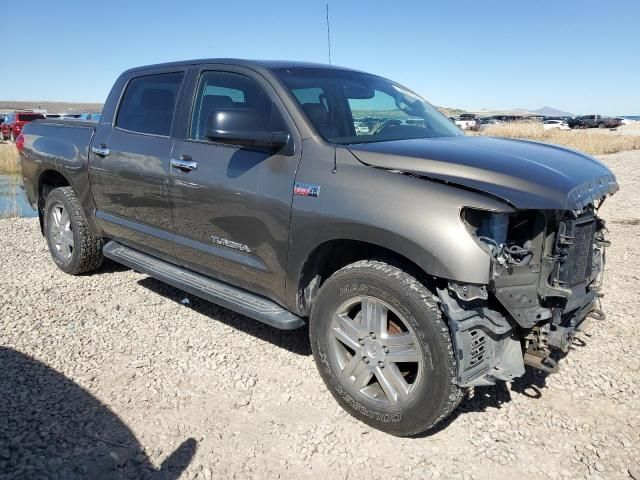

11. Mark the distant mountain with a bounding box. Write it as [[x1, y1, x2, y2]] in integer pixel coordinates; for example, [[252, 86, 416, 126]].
[[528, 106, 574, 117], [449, 106, 576, 118], [437, 106, 467, 117]]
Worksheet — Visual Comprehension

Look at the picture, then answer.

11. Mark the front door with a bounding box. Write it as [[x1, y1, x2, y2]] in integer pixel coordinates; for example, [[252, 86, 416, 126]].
[[168, 68, 300, 303], [90, 70, 185, 258]]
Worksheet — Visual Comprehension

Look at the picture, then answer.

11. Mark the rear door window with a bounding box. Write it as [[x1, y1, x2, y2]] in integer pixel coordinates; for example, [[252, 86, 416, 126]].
[[116, 72, 184, 136]]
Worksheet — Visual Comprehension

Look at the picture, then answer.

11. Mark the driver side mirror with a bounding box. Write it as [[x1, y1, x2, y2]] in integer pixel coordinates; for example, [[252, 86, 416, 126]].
[[205, 109, 291, 153]]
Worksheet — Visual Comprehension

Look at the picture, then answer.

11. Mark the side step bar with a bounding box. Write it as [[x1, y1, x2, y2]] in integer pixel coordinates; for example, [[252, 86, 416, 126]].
[[103, 241, 305, 330]]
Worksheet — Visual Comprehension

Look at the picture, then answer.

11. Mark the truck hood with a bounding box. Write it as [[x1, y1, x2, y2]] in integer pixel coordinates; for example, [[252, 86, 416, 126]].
[[347, 136, 618, 211]]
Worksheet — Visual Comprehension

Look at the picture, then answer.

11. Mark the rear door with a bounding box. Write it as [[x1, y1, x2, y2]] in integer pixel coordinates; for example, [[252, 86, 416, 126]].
[[89, 69, 186, 259], [167, 66, 301, 303]]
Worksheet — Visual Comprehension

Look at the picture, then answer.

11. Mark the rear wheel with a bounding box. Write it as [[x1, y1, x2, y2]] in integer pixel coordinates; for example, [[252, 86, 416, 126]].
[[44, 187, 104, 275], [310, 260, 463, 436], [598, 122, 606, 129]]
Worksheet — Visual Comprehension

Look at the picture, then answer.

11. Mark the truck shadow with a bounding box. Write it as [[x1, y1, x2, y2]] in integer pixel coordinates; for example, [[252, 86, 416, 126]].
[[0, 347, 196, 480], [420, 359, 568, 437], [93, 257, 131, 275], [134, 277, 572, 423], [137, 277, 312, 356]]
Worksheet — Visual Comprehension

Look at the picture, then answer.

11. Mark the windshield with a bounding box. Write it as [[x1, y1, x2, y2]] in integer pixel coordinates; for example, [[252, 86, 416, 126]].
[[275, 68, 462, 144], [17, 113, 44, 122]]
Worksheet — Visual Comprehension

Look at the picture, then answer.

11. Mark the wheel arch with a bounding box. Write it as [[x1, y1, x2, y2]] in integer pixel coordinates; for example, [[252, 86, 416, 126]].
[[289, 233, 450, 317], [36, 169, 71, 234]]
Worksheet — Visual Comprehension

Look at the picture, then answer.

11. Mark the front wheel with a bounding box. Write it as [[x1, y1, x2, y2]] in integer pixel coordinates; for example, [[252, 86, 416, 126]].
[[44, 187, 104, 275], [310, 260, 463, 436], [10, 131, 15, 142]]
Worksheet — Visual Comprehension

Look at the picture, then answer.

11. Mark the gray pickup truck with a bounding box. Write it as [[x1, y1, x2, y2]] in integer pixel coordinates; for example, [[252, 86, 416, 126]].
[[19, 59, 618, 436]]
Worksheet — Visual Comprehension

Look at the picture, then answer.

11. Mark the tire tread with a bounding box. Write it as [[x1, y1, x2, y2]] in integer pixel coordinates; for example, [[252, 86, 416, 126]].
[[45, 187, 104, 275], [313, 260, 464, 436]]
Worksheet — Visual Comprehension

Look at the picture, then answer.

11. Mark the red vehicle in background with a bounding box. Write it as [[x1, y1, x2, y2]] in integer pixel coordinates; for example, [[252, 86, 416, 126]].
[[1, 111, 45, 142]]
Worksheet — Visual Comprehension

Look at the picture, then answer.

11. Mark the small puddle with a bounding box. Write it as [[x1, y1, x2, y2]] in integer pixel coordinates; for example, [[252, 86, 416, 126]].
[[0, 174, 38, 218]]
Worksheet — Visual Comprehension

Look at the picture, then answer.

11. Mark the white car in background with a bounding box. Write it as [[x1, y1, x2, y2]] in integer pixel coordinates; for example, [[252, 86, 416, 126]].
[[454, 117, 479, 131], [543, 119, 570, 131]]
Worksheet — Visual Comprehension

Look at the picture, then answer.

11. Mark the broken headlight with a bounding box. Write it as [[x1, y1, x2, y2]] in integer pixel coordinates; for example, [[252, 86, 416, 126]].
[[462, 208, 533, 266]]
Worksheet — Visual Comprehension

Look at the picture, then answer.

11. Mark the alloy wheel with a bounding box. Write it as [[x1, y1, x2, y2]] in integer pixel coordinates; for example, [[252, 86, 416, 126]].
[[329, 296, 423, 405], [49, 204, 74, 261]]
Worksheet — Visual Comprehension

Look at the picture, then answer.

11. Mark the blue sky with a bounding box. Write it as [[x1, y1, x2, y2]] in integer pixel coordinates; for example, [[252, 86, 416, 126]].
[[2, 0, 638, 115]]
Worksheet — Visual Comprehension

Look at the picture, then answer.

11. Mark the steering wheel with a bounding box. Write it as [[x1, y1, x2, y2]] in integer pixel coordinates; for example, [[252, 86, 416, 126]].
[[371, 119, 402, 135]]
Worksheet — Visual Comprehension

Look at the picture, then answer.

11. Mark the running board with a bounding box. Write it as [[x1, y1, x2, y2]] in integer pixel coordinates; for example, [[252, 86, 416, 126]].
[[103, 241, 305, 330]]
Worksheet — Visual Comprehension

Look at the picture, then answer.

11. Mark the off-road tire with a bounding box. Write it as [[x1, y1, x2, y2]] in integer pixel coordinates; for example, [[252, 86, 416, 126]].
[[310, 260, 463, 436], [44, 187, 104, 275], [10, 131, 15, 142]]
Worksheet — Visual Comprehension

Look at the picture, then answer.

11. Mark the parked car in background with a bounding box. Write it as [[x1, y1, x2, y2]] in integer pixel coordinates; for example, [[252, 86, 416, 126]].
[[78, 112, 101, 121], [567, 115, 622, 129], [478, 118, 502, 130], [621, 115, 640, 123], [0, 111, 46, 141], [454, 114, 479, 131], [0, 116, 7, 140], [617, 117, 636, 125], [543, 119, 570, 131]]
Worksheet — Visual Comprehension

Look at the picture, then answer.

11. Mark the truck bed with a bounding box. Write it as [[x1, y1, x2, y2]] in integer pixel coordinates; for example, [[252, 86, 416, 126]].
[[19, 119, 97, 214]]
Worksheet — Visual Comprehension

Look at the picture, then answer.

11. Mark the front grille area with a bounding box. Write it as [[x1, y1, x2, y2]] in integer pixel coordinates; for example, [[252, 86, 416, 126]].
[[556, 217, 596, 286]]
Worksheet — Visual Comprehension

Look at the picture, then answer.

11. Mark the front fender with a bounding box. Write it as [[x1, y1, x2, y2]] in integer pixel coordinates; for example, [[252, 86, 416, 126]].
[[285, 142, 512, 311]]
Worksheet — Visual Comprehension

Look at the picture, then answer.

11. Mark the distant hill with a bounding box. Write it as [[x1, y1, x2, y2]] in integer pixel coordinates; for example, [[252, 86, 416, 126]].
[[528, 106, 574, 117], [0, 100, 103, 114], [458, 106, 575, 118], [437, 106, 468, 117], [0, 99, 575, 120], [467, 108, 536, 117]]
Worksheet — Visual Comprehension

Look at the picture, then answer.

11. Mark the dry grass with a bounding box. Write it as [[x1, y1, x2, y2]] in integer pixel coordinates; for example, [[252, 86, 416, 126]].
[[0, 170, 22, 218], [0, 143, 20, 174], [476, 122, 640, 155]]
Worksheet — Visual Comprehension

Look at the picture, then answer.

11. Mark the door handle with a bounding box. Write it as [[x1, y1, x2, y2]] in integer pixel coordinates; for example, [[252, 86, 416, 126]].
[[170, 157, 198, 172], [91, 145, 110, 157]]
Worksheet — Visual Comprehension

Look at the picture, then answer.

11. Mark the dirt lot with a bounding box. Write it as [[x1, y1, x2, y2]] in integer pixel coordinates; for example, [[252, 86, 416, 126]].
[[1, 151, 639, 480]]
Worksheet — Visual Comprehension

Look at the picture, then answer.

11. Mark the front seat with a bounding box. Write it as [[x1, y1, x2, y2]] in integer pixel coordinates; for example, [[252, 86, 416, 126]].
[[301, 103, 332, 139]]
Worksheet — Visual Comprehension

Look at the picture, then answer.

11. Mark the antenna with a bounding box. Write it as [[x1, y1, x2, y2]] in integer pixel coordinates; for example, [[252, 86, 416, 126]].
[[326, 4, 337, 174]]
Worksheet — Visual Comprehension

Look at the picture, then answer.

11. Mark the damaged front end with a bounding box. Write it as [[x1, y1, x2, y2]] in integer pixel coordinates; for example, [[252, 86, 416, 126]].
[[441, 181, 616, 387]]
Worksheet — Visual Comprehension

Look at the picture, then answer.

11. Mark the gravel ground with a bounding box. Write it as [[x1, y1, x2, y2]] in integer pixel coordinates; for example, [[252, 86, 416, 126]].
[[1, 151, 639, 480]]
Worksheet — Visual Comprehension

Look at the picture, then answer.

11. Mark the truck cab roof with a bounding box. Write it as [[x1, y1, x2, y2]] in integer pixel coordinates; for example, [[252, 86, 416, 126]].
[[122, 58, 362, 75]]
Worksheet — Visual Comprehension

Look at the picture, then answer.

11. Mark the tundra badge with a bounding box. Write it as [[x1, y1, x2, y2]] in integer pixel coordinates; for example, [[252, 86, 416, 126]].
[[210, 235, 251, 253]]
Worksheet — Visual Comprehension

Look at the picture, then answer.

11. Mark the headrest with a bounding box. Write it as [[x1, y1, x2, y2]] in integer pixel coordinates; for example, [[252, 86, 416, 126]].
[[141, 88, 175, 111], [202, 95, 235, 111], [302, 103, 328, 125]]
